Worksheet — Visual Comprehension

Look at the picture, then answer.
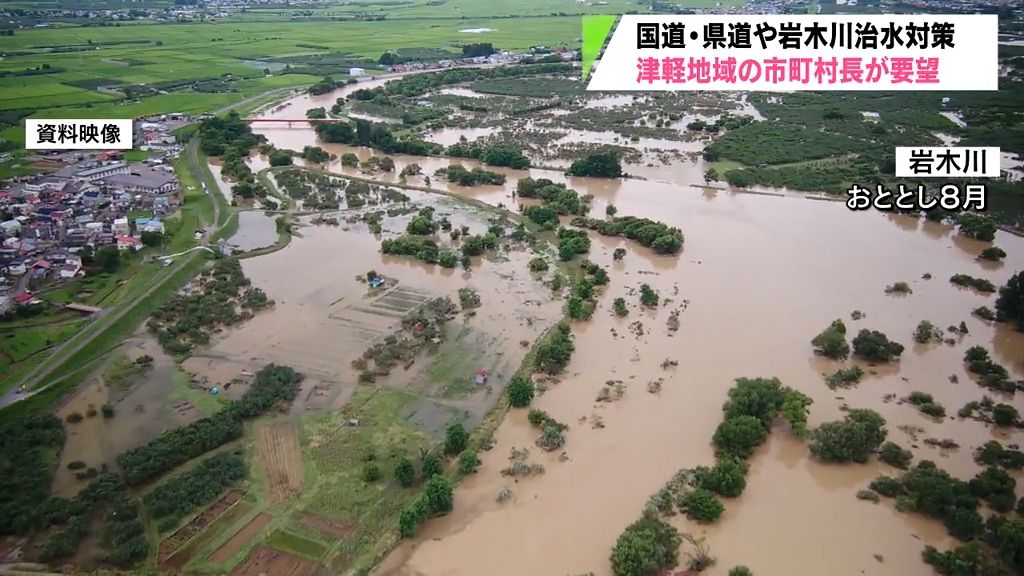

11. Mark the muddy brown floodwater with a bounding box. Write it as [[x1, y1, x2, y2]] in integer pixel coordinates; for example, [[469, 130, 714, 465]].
[[187, 186, 562, 428], [53, 336, 194, 498], [234, 78, 1024, 576]]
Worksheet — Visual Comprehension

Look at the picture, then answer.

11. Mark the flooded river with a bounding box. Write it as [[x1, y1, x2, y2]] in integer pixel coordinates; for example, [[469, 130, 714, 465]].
[[224, 77, 1024, 576]]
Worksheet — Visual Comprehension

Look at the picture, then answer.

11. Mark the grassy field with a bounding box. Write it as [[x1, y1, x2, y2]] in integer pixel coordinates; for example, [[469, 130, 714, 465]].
[[175, 387, 432, 573], [0, 320, 85, 363], [0, 10, 589, 131], [301, 387, 432, 572], [168, 368, 230, 418], [264, 528, 329, 562]]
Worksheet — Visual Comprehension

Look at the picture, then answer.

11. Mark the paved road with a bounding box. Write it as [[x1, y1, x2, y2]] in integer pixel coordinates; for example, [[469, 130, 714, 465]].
[[0, 252, 201, 407], [0, 139, 226, 408]]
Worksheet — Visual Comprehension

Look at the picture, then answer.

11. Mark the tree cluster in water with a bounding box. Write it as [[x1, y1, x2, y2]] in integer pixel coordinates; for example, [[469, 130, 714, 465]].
[[198, 112, 268, 198], [316, 117, 442, 156], [571, 215, 684, 255], [614, 377, 812, 575], [446, 142, 530, 169], [867, 460, 1024, 575], [517, 177, 589, 219], [143, 452, 245, 532], [433, 164, 506, 187], [566, 150, 623, 178], [147, 259, 273, 355]]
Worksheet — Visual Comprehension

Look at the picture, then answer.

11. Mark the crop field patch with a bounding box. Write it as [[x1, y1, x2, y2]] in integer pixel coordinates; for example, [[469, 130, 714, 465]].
[[209, 513, 273, 564], [0, 91, 114, 111], [298, 514, 354, 539], [62, 78, 124, 90], [230, 545, 325, 576], [265, 528, 329, 562], [159, 490, 246, 570], [257, 421, 304, 504]]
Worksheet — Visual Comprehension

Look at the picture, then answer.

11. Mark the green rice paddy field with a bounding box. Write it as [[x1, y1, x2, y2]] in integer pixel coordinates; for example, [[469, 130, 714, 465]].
[[0, 0, 747, 160], [0, 0, 746, 119]]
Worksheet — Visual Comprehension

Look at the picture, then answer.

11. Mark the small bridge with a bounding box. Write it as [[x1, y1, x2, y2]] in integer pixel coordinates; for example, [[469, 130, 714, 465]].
[[158, 245, 218, 262], [243, 118, 345, 124], [65, 303, 102, 314]]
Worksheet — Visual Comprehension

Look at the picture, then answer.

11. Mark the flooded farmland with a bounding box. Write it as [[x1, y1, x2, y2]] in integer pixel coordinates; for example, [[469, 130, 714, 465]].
[[53, 336, 203, 498], [189, 186, 562, 429], [211, 74, 1024, 576], [227, 211, 279, 252]]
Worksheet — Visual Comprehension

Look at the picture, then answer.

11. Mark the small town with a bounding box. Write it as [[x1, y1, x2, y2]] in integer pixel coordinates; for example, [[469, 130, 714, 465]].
[[0, 116, 189, 315]]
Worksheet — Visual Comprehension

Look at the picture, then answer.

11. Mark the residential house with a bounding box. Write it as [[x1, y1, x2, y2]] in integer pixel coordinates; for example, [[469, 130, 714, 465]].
[[7, 261, 26, 276], [81, 190, 105, 207], [95, 232, 114, 246], [114, 192, 134, 209], [112, 217, 130, 236], [12, 292, 35, 306], [135, 217, 164, 235], [153, 196, 171, 214], [22, 176, 69, 196], [65, 229, 90, 246], [116, 236, 142, 251], [24, 223, 55, 242], [31, 259, 52, 279], [0, 220, 21, 237], [59, 260, 82, 280]]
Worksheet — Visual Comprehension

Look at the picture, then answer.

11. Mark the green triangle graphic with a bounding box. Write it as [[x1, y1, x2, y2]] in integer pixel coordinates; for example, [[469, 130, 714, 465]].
[[582, 14, 617, 81]]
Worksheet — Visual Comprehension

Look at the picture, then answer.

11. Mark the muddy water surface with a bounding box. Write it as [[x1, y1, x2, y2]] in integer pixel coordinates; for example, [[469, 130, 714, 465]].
[[229, 211, 278, 252], [249, 82, 1024, 576], [190, 187, 562, 428], [373, 190, 1024, 576], [53, 337, 190, 497]]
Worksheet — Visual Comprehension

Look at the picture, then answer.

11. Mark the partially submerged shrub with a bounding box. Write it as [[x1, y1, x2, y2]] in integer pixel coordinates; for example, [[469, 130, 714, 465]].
[[678, 488, 724, 523], [879, 442, 913, 469], [852, 329, 904, 363], [507, 376, 535, 407], [811, 319, 849, 360], [808, 409, 887, 464], [609, 516, 681, 576]]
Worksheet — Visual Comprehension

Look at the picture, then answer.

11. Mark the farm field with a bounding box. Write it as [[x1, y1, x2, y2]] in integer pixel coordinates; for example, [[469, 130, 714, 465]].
[[257, 421, 305, 504], [159, 490, 247, 569], [209, 512, 275, 564], [231, 546, 324, 576]]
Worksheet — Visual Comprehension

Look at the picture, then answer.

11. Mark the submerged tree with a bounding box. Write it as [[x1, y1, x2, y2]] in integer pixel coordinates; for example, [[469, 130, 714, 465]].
[[609, 515, 681, 576], [811, 319, 849, 360], [852, 329, 904, 363], [506, 376, 535, 408], [808, 409, 887, 464], [996, 271, 1024, 331]]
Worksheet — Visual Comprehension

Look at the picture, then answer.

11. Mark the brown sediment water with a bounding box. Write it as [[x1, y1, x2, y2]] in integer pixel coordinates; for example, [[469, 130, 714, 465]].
[[190, 188, 562, 411], [240, 81, 1024, 576], [228, 210, 279, 252], [53, 337, 188, 498]]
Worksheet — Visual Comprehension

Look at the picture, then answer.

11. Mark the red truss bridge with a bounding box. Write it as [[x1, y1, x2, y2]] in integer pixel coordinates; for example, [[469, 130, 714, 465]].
[[243, 118, 345, 124]]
